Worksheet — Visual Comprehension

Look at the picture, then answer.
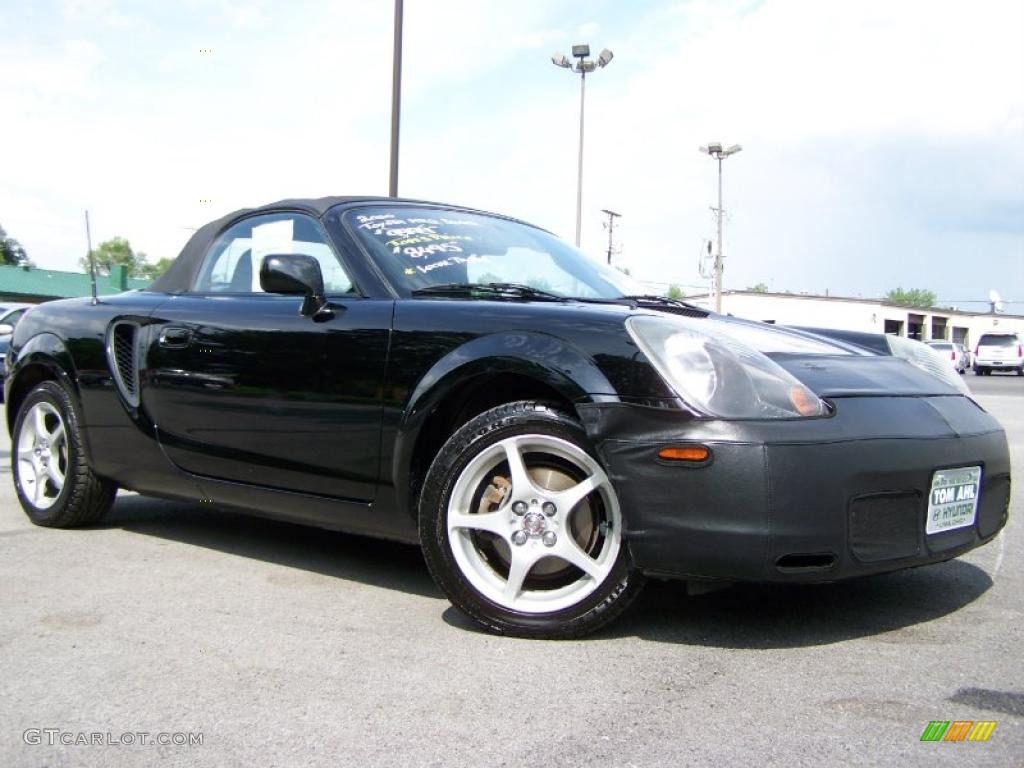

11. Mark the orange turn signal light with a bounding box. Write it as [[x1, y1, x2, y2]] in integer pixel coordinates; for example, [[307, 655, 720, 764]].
[[789, 385, 821, 417], [658, 446, 710, 463]]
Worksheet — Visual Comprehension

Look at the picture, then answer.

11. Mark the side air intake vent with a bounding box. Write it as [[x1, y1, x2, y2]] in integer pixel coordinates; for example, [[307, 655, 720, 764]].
[[107, 321, 141, 407]]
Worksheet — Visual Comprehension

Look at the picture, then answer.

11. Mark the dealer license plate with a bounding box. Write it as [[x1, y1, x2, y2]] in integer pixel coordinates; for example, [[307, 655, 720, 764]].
[[926, 466, 981, 535]]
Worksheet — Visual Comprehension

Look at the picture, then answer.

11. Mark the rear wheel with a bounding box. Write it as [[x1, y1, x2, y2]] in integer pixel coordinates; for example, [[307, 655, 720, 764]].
[[419, 401, 643, 639], [12, 381, 117, 527]]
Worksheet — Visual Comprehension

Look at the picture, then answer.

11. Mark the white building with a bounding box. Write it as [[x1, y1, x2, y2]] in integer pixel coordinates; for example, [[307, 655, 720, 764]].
[[687, 291, 1024, 350]]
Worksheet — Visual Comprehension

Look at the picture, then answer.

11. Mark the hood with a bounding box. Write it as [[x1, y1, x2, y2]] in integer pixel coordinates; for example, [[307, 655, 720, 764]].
[[770, 354, 964, 398], [707, 315, 965, 398]]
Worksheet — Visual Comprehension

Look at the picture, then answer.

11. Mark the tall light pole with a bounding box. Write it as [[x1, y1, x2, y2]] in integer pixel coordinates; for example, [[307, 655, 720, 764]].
[[388, 0, 404, 197], [551, 44, 614, 247], [699, 142, 742, 312], [601, 208, 621, 265]]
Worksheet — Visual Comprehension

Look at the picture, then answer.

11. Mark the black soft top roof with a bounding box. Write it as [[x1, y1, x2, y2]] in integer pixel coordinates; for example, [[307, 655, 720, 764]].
[[149, 195, 438, 293]]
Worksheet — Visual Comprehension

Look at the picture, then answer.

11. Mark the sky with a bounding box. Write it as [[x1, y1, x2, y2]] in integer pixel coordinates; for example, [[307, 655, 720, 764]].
[[1, 0, 1022, 309]]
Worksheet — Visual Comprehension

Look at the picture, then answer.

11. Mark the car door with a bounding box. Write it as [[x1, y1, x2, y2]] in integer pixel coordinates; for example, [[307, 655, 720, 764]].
[[141, 211, 391, 502]]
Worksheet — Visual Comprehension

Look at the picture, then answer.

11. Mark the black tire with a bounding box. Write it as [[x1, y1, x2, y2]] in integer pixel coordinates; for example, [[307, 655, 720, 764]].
[[11, 381, 117, 527], [419, 400, 643, 639]]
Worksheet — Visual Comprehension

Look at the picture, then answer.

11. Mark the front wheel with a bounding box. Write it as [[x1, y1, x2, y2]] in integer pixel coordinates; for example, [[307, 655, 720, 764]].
[[12, 381, 117, 527], [419, 401, 643, 639]]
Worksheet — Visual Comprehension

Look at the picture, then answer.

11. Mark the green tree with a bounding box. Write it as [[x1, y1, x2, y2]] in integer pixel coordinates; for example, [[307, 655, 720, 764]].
[[80, 237, 150, 278], [884, 287, 937, 308], [0, 223, 31, 266], [666, 284, 685, 299], [137, 257, 174, 280], [747, 282, 769, 293]]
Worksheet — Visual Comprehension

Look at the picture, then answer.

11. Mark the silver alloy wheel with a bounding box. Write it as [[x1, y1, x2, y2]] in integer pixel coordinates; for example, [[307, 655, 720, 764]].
[[16, 402, 68, 510], [446, 434, 622, 614]]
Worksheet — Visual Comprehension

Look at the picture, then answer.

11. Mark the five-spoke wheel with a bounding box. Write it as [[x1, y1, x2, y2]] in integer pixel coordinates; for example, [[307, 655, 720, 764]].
[[12, 381, 116, 527], [16, 401, 68, 510], [446, 433, 621, 613], [420, 401, 643, 638]]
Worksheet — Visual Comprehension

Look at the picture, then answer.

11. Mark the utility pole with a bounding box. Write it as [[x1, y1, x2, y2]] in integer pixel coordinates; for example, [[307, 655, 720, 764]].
[[601, 209, 621, 265], [388, 0, 404, 197], [699, 143, 742, 313]]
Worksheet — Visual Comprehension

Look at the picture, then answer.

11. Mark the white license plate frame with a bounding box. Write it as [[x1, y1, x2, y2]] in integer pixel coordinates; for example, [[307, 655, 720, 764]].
[[926, 466, 981, 535]]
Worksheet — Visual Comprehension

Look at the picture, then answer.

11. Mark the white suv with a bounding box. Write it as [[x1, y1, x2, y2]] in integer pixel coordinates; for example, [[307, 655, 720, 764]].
[[973, 332, 1023, 376], [927, 341, 968, 374]]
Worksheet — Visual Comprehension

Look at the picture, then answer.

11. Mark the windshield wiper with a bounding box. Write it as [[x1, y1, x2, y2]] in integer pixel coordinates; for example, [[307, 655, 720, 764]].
[[411, 282, 566, 301], [616, 294, 706, 311], [568, 293, 709, 316]]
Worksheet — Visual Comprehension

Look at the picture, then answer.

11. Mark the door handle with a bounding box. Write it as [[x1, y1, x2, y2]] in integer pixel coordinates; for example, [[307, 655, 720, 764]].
[[158, 327, 192, 348]]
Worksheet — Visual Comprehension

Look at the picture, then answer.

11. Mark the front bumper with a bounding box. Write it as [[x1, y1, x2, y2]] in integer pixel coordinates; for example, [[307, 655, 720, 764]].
[[580, 396, 1010, 583]]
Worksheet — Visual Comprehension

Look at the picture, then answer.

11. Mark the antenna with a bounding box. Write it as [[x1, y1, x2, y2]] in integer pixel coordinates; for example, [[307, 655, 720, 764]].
[[988, 289, 1004, 314], [85, 210, 99, 306]]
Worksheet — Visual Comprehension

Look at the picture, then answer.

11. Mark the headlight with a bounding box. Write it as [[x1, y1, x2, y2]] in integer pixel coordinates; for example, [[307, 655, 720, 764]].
[[626, 315, 827, 419], [885, 335, 969, 394]]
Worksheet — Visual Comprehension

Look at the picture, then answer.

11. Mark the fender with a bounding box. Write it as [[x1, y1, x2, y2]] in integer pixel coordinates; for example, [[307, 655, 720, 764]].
[[5, 333, 82, 432], [389, 331, 618, 508]]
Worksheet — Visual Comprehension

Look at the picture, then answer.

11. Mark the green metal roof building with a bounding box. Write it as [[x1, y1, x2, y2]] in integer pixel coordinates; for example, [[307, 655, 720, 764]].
[[0, 264, 151, 303]]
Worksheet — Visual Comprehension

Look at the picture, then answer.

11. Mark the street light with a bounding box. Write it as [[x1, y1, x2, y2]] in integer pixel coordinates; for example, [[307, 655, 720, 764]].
[[551, 43, 614, 247], [699, 142, 742, 312]]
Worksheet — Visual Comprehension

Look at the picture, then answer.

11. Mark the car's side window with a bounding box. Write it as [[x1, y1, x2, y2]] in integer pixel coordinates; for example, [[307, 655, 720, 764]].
[[193, 213, 354, 294], [4, 309, 27, 326]]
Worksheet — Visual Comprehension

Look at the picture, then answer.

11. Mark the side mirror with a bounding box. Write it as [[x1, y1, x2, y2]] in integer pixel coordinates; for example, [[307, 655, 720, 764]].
[[0, 323, 13, 336], [259, 254, 330, 318]]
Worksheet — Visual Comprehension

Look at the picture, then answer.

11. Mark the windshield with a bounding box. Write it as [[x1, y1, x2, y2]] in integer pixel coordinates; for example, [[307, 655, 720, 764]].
[[341, 206, 641, 298], [978, 334, 1017, 347]]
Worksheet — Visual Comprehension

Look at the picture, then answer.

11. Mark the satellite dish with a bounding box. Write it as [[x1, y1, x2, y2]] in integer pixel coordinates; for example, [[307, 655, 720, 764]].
[[988, 289, 1004, 313]]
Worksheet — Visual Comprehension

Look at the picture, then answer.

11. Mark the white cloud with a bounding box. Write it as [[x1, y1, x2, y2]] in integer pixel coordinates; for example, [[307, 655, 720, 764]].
[[401, 0, 567, 93], [0, 39, 102, 102], [219, 0, 270, 28], [61, 0, 140, 28], [551, 0, 1024, 294], [2, 0, 1020, 302]]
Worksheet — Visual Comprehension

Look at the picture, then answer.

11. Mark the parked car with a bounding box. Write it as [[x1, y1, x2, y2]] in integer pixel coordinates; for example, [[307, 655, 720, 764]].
[[0, 302, 34, 392], [927, 340, 967, 374], [0, 302, 33, 331], [973, 331, 1023, 376], [4, 197, 1011, 638]]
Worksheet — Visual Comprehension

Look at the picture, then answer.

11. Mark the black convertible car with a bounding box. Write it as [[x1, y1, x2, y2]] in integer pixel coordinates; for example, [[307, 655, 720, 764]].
[[6, 196, 1010, 638]]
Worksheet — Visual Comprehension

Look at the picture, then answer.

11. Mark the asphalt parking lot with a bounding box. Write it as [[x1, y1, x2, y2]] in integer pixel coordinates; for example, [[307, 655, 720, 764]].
[[1, 373, 1021, 767]]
